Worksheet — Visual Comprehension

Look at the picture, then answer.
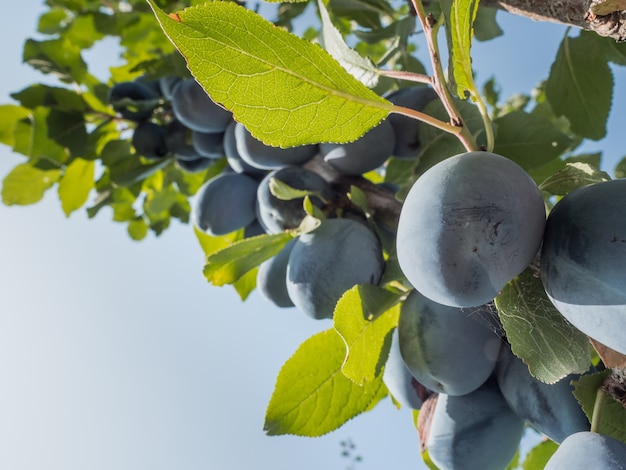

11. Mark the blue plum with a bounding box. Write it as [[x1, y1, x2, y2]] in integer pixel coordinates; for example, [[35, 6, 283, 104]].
[[383, 329, 431, 409], [541, 179, 626, 354], [165, 119, 202, 161], [175, 156, 212, 173], [256, 166, 334, 234], [171, 78, 232, 133], [192, 130, 225, 159], [234, 122, 318, 170], [385, 86, 438, 158], [108, 80, 159, 122], [425, 380, 525, 470], [397, 151, 546, 308], [398, 290, 501, 396], [132, 122, 168, 160], [192, 173, 258, 235], [286, 218, 384, 319], [496, 346, 590, 443], [544, 432, 626, 470], [224, 121, 265, 176], [256, 238, 297, 308], [320, 119, 395, 175]]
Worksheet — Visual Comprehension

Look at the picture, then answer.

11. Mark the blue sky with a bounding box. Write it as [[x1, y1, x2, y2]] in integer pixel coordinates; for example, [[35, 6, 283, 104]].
[[0, 2, 624, 470]]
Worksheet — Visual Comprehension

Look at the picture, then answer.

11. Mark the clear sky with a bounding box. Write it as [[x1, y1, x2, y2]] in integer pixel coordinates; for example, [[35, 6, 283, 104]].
[[0, 2, 624, 470]]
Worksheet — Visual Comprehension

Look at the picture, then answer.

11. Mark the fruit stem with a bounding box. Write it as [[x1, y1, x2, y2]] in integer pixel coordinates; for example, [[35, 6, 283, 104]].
[[410, 0, 478, 152], [590, 387, 607, 433]]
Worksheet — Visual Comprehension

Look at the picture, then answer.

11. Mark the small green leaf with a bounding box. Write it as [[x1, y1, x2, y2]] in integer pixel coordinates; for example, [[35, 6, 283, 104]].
[[495, 268, 591, 384], [204, 232, 294, 286], [13, 107, 68, 164], [539, 162, 611, 196], [194, 225, 243, 257], [264, 328, 387, 436], [615, 156, 626, 178], [269, 177, 318, 201], [2, 162, 61, 206], [0, 105, 30, 147], [333, 285, 402, 385], [440, 0, 481, 99], [522, 439, 559, 470], [473, 6, 503, 42], [318, 0, 378, 87], [58, 158, 95, 216], [233, 267, 257, 301], [492, 111, 572, 170], [128, 217, 149, 241], [148, 0, 392, 147], [573, 370, 626, 443], [546, 32, 613, 140], [348, 185, 369, 214]]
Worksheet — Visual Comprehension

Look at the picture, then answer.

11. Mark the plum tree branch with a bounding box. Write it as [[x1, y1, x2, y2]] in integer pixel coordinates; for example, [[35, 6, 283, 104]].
[[475, 0, 626, 42]]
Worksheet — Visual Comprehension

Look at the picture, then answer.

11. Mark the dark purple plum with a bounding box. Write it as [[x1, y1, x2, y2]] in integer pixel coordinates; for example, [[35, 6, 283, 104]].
[[286, 218, 384, 319], [192, 173, 258, 235], [425, 379, 525, 470], [385, 86, 438, 158], [165, 119, 202, 161], [496, 346, 590, 443], [108, 81, 159, 122], [397, 151, 546, 308], [257, 238, 297, 308], [256, 166, 334, 234], [320, 120, 395, 175], [171, 78, 232, 133], [234, 122, 318, 170], [545, 432, 626, 470], [224, 121, 265, 176], [192, 130, 225, 159], [132, 122, 168, 160], [541, 179, 626, 354], [175, 156, 212, 173], [398, 290, 501, 396]]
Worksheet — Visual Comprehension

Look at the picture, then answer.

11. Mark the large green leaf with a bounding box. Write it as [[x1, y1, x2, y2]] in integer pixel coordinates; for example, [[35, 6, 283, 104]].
[[546, 31, 613, 141], [333, 285, 402, 385], [264, 329, 387, 436], [147, 0, 392, 147], [58, 158, 95, 216], [495, 268, 591, 384]]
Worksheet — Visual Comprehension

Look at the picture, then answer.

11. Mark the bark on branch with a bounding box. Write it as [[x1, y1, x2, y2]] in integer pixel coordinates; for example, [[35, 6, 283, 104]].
[[480, 0, 626, 42]]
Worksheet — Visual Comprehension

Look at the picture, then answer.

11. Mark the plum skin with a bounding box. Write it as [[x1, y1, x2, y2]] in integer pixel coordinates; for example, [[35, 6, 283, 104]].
[[132, 122, 168, 160], [171, 78, 232, 133], [192, 173, 258, 236], [256, 238, 296, 309], [398, 289, 501, 396], [540, 179, 626, 354], [496, 346, 590, 443], [286, 218, 384, 320], [426, 379, 525, 470], [396, 151, 546, 308], [544, 432, 626, 470]]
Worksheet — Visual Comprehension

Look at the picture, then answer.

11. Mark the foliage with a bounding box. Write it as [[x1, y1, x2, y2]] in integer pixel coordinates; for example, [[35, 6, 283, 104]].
[[2, 0, 626, 468]]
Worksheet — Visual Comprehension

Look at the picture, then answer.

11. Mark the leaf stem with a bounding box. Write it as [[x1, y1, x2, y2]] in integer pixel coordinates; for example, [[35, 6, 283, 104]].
[[409, 0, 478, 152], [472, 89, 495, 152], [377, 70, 433, 85], [590, 387, 607, 433]]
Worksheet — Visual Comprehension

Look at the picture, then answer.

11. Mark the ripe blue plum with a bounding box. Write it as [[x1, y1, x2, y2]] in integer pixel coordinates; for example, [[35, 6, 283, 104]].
[[132, 122, 168, 160], [256, 166, 334, 234], [234, 122, 318, 170], [541, 179, 626, 354], [426, 380, 525, 470], [320, 120, 395, 175], [385, 86, 438, 158], [224, 121, 265, 176], [158, 76, 182, 100], [192, 130, 225, 159], [496, 347, 590, 443], [398, 290, 501, 396], [171, 78, 232, 133], [544, 432, 626, 470], [383, 329, 431, 409], [256, 238, 297, 308], [108, 80, 159, 122], [165, 119, 202, 161], [175, 156, 212, 173], [397, 151, 546, 308], [192, 173, 258, 235], [286, 218, 384, 319]]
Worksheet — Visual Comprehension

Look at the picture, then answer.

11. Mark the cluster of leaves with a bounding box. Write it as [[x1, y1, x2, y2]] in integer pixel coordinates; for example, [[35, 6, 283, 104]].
[[2, 0, 626, 467]]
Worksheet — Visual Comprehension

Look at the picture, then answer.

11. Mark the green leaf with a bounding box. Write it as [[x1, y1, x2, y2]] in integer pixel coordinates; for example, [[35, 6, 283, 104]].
[[203, 232, 294, 286], [2, 162, 61, 206], [539, 162, 611, 196], [318, 0, 378, 87], [148, 0, 392, 147], [546, 32, 613, 140], [0, 105, 30, 147], [128, 217, 149, 241], [264, 329, 387, 436], [615, 156, 626, 178], [333, 285, 402, 385], [573, 370, 626, 443], [269, 177, 319, 201], [58, 158, 95, 216], [11, 84, 87, 112], [492, 111, 572, 170], [440, 0, 480, 99], [495, 268, 591, 384], [13, 107, 68, 164], [233, 267, 257, 301], [23, 38, 88, 83], [522, 439, 558, 470], [473, 6, 503, 42], [194, 225, 243, 257]]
